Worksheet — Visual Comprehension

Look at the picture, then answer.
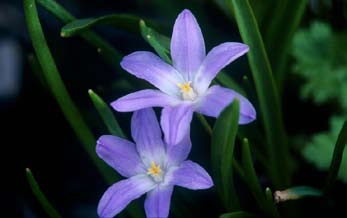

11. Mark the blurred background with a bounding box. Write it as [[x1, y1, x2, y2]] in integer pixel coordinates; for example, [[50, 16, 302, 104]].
[[1, 0, 346, 217]]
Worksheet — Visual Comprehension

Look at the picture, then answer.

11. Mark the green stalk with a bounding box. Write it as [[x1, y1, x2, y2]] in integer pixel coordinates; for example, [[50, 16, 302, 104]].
[[230, 0, 291, 188], [325, 120, 347, 194], [88, 89, 125, 138], [24, 0, 116, 184], [37, 0, 122, 70], [26, 168, 62, 218]]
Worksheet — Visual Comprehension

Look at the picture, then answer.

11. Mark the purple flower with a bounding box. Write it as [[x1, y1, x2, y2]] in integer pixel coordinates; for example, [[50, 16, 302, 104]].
[[112, 9, 256, 145], [96, 108, 213, 218]]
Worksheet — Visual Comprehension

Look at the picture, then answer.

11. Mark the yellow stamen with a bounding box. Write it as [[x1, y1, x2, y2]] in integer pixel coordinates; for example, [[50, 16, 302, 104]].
[[177, 81, 192, 93], [147, 161, 161, 176]]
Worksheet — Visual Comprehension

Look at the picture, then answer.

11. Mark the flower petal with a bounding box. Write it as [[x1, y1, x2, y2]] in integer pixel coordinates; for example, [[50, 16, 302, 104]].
[[167, 133, 192, 166], [121, 51, 183, 96], [171, 160, 213, 190], [144, 185, 174, 218], [96, 135, 144, 177], [111, 89, 179, 112], [194, 42, 249, 93], [131, 108, 165, 162], [197, 85, 256, 124], [97, 175, 156, 218], [171, 9, 205, 81], [160, 104, 194, 146]]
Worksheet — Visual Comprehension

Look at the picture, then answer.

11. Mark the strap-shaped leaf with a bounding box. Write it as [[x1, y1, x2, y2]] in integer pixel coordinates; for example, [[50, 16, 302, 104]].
[[241, 139, 280, 218], [26, 168, 62, 218], [220, 211, 255, 218], [61, 14, 154, 37], [37, 0, 122, 70], [24, 0, 117, 184], [88, 89, 125, 138], [211, 100, 240, 211], [231, 0, 290, 188], [325, 120, 347, 193], [140, 20, 171, 63]]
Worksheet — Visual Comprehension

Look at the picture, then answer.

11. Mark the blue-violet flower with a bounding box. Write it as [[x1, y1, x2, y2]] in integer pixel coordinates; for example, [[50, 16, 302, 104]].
[[112, 9, 256, 145], [96, 108, 213, 218]]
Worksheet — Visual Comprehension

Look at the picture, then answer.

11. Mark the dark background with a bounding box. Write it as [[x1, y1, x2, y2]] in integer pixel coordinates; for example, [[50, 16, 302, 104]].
[[1, 0, 346, 217]]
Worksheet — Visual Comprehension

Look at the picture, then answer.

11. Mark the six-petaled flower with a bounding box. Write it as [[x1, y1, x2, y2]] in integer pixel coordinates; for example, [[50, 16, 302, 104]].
[[111, 9, 256, 145], [96, 108, 213, 218]]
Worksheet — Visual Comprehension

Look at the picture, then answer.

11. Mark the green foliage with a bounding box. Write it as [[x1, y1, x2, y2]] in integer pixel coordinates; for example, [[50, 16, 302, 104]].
[[231, 0, 290, 188], [24, 0, 117, 184], [220, 211, 256, 218], [88, 89, 125, 138], [292, 22, 347, 110], [302, 116, 347, 182], [211, 100, 240, 211], [26, 168, 62, 218]]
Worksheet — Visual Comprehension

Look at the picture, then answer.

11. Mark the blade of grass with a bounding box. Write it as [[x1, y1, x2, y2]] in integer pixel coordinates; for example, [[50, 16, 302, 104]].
[[139, 20, 171, 63], [264, 0, 307, 91], [37, 0, 122, 70], [230, 0, 291, 188], [220, 211, 256, 218], [211, 100, 240, 211], [324, 120, 347, 194], [24, 0, 117, 184], [88, 89, 125, 138], [61, 14, 151, 37], [26, 168, 62, 218], [241, 139, 280, 218], [25, 1, 144, 217]]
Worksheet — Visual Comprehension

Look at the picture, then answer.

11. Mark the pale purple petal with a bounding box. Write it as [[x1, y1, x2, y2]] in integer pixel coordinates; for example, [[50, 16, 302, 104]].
[[167, 134, 192, 166], [171, 9, 205, 81], [144, 185, 174, 218], [160, 104, 194, 146], [121, 51, 183, 96], [96, 135, 144, 177], [194, 42, 249, 93], [111, 89, 179, 112], [97, 175, 156, 218], [170, 160, 213, 190], [197, 85, 256, 124], [131, 108, 165, 161]]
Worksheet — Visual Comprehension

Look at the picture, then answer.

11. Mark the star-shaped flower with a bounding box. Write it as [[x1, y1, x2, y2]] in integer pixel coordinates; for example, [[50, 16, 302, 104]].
[[96, 108, 213, 218], [112, 9, 256, 145]]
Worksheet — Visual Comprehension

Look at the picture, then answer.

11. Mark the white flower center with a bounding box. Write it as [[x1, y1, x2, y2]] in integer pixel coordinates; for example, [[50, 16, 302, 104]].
[[177, 81, 198, 101], [147, 161, 164, 183]]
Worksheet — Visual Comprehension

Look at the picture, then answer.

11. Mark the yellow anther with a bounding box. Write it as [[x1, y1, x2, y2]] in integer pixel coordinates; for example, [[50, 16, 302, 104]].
[[177, 81, 192, 93], [147, 161, 161, 176]]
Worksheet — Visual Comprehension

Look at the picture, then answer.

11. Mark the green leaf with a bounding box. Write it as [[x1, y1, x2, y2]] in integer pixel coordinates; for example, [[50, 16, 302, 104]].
[[26, 168, 62, 218], [302, 116, 347, 183], [88, 89, 125, 138], [241, 139, 280, 218], [274, 186, 323, 203], [264, 0, 307, 89], [24, 0, 117, 184], [215, 72, 246, 96], [291, 22, 347, 110], [139, 20, 171, 63], [220, 211, 255, 218], [231, 0, 290, 188], [37, 0, 122, 70], [265, 187, 274, 203], [211, 100, 240, 211], [325, 119, 347, 192], [61, 14, 153, 37]]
